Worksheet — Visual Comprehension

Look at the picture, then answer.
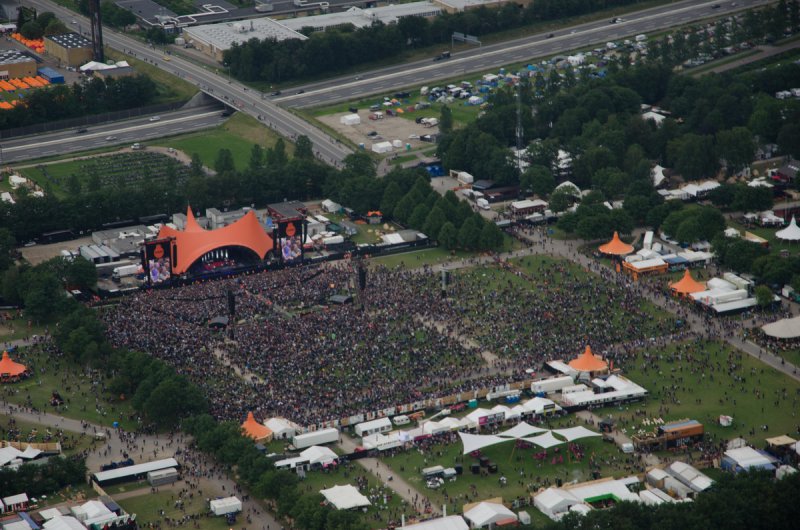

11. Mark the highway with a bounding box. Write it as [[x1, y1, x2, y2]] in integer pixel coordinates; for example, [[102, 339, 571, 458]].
[[23, 0, 774, 166], [0, 106, 226, 164], [278, 0, 773, 108]]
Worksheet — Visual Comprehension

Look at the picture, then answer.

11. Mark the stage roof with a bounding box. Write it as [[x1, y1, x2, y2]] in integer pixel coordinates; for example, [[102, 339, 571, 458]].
[[670, 269, 706, 294], [568, 345, 608, 372], [0, 350, 27, 377], [158, 207, 273, 274], [776, 216, 800, 241], [241, 412, 272, 441], [598, 232, 633, 255]]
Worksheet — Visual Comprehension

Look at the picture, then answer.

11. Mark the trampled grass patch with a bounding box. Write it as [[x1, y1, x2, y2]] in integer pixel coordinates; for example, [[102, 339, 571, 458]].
[[118, 490, 231, 530], [596, 339, 800, 447]]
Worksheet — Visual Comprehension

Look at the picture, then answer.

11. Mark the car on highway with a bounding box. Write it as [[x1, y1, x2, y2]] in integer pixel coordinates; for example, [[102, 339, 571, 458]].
[[270, 90, 281, 96], [296, 89, 305, 94], [546, 33, 554, 38], [149, 116, 161, 122], [76, 128, 88, 134], [711, 3, 721, 7], [105, 136, 117, 141]]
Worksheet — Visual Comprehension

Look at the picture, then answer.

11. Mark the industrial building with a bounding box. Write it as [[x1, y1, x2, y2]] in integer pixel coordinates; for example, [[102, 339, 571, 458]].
[[184, 2, 442, 61], [0, 50, 37, 79], [44, 33, 93, 67]]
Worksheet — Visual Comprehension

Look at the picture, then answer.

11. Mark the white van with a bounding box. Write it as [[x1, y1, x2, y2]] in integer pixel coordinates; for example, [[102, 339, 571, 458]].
[[393, 415, 410, 426]]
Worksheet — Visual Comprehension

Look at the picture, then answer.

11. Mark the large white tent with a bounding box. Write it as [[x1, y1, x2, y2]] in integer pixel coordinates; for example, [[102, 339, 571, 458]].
[[320, 484, 371, 510], [458, 432, 510, 455], [402, 515, 468, 530], [762, 315, 800, 339], [776, 216, 800, 241], [523, 431, 566, 449], [551, 426, 602, 442], [463, 502, 517, 528], [499, 422, 548, 438]]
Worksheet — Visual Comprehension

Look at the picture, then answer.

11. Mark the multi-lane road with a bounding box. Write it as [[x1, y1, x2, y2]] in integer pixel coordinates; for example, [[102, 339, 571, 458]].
[[0, 106, 225, 164], [21, 0, 775, 166]]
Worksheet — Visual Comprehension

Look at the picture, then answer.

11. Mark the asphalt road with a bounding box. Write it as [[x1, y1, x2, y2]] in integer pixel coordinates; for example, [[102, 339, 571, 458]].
[[278, 0, 773, 108], [0, 106, 225, 164], [23, 0, 773, 167]]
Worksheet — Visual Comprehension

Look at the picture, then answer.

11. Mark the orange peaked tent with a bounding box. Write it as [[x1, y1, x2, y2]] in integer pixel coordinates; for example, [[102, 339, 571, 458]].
[[0, 350, 28, 380], [242, 412, 273, 442], [598, 232, 633, 256], [670, 269, 705, 295], [157, 206, 274, 274], [568, 345, 608, 373]]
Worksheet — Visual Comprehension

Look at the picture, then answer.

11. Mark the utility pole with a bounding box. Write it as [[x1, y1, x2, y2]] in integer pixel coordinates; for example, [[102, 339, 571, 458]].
[[88, 0, 104, 62]]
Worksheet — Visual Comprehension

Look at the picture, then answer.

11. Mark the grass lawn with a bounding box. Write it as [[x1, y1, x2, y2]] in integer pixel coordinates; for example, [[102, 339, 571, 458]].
[[0, 314, 47, 341], [0, 416, 97, 455], [153, 113, 291, 171], [368, 248, 475, 269], [595, 339, 800, 447], [0, 346, 139, 431], [105, 49, 199, 104], [117, 490, 231, 530], [299, 464, 413, 529]]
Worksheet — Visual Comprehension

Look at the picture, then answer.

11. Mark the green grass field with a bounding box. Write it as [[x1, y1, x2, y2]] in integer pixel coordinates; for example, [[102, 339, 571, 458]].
[[727, 220, 800, 259], [368, 248, 476, 269], [153, 113, 291, 171], [595, 339, 800, 447], [0, 416, 97, 455], [0, 346, 138, 431], [105, 49, 199, 104], [117, 490, 231, 530]]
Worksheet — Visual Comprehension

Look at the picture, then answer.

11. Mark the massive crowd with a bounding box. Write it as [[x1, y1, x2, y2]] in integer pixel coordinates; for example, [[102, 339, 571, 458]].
[[102, 254, 676, 427]]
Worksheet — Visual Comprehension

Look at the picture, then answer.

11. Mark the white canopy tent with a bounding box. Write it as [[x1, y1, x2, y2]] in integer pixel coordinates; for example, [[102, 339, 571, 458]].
[[762, 315, 800, 339], [499, 422, 548, 438], [320, 484, 371, 510], [457, 432, 510, 455], [523, 431, 566, 449], [776, 216, 800, 241], [463, 502, 517, 528], [402, 515, 468, 530], [551, 426, 602, 442]]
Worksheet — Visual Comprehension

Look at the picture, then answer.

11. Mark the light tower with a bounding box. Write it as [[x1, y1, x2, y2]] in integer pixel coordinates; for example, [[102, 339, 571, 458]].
[[88, 0, 104, 62]]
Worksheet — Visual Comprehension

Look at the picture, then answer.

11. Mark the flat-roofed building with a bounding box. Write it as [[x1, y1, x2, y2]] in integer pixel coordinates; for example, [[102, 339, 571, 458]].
[[0, 50, 36, 79], [184, 19, 306, 62], [44, 33, 93, 67]]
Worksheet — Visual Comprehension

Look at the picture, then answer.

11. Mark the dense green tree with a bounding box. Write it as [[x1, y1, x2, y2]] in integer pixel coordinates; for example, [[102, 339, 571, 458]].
[[439, 105, 453, 133], [716, 127, 755, 173], [457, 215, 481, 249], [521, 165, 555, 197], [438, 221, 458, 250], [20, 20, 43, 39], [755, 285, 775, 308]]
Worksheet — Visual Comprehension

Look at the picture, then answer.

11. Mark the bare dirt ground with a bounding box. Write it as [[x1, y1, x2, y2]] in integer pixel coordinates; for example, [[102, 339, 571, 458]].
[[20, 236, 95, 266], [318, 110, 439, 155]]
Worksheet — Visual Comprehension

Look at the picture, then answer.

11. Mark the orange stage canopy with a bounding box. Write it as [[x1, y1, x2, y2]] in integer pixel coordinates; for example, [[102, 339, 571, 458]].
[[568, 345, 608, 372], [670, 269, 706, 294], [598, 232, 633, 256], [241, 412, 273, 441], [158, 207, 274, 274], [0, 350, 27, 377]]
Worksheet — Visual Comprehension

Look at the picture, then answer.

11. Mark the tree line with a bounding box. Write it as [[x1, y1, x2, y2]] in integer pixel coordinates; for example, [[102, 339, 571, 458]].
[[0, 455, 87, 498], [223, 0, 654, 83], [0, 75, 157, 131]]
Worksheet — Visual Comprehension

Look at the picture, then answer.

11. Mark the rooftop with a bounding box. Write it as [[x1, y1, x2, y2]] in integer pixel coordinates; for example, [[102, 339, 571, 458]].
[[0, 49, 35, 66], [184, 18, 306, 49], [280, 3, 442, 32], [46, 32, 92, 49]]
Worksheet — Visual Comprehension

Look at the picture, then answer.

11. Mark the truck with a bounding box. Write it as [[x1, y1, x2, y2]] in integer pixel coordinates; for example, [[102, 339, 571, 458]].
[[292, 427, 339, 449], [112, 264, 140, 281], [476, 198, 490, 210], [131, 143, 144, 150], [782, 285, 800, 302], [433, 51, 451, 61], [531, 375, 575, 394]]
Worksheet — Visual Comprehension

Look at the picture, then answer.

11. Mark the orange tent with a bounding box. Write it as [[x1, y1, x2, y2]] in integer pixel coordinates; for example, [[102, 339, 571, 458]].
[[241, 412, 273, 441], [670, 269, 705, 295], [0, 351, 28, 379], [568, 345, 608, 373], [598, 232, 633, 256], [157, 206, 274, 274]]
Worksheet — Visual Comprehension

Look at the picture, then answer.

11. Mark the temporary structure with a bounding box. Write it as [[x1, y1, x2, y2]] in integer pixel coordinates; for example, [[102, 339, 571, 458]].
[[339, 114, 360, 125], [210, 496, 242, 515], [498, 422, 547, 438], [598, 232, 633, 255], [241, 412, 273, 442], [463, 501, 517, 528], [776, 216, 800, 241], [457, 432, 509, 455], [523, 431, 565, 449], [551, 426, 602, 442], [670, 269, 706, 295], [320, 484, 371, 510], [0, 351, 27, 380], [762, 315, 800, 339], [568, 345, 608, 373]]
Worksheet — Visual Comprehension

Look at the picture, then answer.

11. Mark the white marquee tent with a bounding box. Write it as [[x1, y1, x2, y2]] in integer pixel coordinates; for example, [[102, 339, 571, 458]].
[[762, 315, 800, 339], [776, 216, 800, 241], [458, 432, 510, 455], [320, 484, 371, 510], [463, 502, 517, 528]]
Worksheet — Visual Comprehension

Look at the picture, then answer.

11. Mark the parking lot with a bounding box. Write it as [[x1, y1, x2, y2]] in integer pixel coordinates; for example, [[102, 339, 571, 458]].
[[318, 110, 440, 155]]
